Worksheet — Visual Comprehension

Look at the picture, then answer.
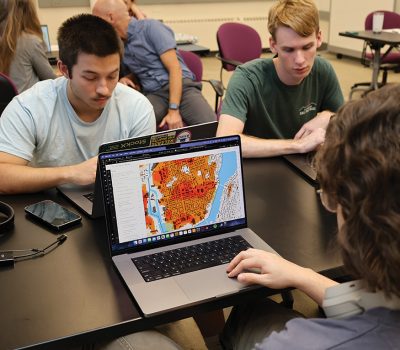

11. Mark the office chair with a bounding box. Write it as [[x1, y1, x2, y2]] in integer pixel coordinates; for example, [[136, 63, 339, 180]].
[[178, 49, 224, 114], [350, 11, 400, 99], [0, 72, 18, 116], [216, 22, 262, 87]]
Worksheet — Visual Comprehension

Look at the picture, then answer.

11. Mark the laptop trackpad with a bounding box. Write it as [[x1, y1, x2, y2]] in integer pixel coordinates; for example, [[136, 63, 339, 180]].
[[176, 265, 244, 301]]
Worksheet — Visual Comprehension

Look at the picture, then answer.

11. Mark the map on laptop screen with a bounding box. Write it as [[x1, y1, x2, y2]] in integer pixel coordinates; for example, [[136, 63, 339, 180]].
[[139, 151, 242, 237]]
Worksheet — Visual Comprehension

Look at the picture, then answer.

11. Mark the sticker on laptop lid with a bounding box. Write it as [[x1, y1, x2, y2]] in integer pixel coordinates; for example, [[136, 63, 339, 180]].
[[175, 130, 192, 143], [149, 130, 193, 146], [149, 131, 177, 146]]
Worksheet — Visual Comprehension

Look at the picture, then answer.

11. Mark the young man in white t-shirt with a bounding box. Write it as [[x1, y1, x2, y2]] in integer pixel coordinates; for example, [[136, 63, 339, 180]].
[[0, 14, 155, 194]]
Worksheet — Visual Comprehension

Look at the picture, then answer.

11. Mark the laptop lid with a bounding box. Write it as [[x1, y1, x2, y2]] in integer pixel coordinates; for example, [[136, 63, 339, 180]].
[[99, 135, 247, 257], [99, 121, 218, 153], [283, 152, 318, 184]]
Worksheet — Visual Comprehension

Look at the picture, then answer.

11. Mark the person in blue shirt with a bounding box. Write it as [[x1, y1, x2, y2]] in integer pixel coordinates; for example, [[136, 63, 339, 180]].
[[220, 84, 400, 350], [93, 0, 216, 130]]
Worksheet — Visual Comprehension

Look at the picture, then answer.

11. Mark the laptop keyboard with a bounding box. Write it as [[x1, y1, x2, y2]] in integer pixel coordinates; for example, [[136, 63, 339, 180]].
[[83, 192, 94, 202], [132, 235, 252, 282]]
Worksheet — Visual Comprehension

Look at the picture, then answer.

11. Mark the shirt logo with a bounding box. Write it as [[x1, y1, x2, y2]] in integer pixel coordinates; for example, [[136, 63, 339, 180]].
[[299, 102, 317, 116]]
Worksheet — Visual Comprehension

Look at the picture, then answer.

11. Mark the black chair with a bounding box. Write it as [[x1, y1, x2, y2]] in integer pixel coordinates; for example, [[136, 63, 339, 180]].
[[0, 72, 18, 116]]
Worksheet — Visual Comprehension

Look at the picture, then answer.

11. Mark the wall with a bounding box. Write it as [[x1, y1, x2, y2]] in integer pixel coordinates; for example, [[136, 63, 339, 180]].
[[35, 0, 330, 51], [35, 0, 90, 49], [328, 0, 396, 58]]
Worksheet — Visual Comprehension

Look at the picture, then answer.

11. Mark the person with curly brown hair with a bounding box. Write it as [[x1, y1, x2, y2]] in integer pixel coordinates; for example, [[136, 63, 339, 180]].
[[220, 84, 400, 350]]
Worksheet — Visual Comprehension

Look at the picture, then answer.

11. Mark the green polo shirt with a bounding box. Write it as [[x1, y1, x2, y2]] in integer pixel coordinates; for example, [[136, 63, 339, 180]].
[[221, 56, 344, 139]]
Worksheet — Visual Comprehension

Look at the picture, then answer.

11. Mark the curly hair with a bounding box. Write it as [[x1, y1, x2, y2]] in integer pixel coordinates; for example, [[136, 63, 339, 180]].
[[268, 0, 319, 40], [315, 84, 400, 297]]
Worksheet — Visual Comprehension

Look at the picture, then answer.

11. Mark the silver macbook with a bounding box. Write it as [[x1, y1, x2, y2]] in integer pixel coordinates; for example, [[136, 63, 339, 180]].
[[57, 121, 218, 218], [98, 135, 277, 316]]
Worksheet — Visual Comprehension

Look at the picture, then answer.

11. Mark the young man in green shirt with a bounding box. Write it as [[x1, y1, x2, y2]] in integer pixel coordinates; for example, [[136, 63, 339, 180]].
[[217, 0, 344, 157]]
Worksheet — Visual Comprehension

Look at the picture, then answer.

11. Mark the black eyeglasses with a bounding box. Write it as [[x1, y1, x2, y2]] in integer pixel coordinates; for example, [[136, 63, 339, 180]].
[[316, 189, 337, 212]]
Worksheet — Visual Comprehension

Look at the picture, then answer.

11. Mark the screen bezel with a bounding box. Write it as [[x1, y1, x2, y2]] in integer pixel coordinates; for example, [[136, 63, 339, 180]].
[[99, 136, 248, 256]]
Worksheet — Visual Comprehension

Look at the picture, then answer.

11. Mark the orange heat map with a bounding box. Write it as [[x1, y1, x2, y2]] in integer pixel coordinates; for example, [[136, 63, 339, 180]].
[[141, 156, 218, 234]]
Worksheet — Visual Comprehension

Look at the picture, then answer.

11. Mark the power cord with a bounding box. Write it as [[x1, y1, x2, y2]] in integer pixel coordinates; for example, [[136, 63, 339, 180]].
[[0, 234, 67, 267]]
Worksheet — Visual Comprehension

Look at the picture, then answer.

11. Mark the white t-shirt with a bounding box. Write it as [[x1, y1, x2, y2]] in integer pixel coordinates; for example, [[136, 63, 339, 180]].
[[0, 77, 156, 167]]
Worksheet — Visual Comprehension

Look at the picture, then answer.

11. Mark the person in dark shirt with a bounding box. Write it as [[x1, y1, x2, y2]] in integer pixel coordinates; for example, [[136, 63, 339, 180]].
[[217, 0, 344, 157]]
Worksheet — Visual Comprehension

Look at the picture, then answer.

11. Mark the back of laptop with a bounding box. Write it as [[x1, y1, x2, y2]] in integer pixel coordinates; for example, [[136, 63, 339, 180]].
[[99, 121, 218, 153], [59, 122, 218, 218], [283, 153, 318, 184]]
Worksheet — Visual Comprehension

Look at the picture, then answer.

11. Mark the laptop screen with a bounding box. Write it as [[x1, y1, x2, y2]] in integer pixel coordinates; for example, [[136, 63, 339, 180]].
[[99, 136, 247, 255], [40, 25, 51, 53]]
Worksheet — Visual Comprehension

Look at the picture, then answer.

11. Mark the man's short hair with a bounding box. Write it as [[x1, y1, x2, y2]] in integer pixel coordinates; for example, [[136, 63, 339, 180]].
[[315, 84, 400, 298], [268, 0, 319, 40], [57, 14, 122, 75]]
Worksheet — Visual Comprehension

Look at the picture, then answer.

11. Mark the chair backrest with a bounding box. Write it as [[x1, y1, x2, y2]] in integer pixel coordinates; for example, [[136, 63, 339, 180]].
[[217, 22, 262, 71], [365, 11, 400, 30], [177, 49, 203, 82], [0, 73, 18, 116]]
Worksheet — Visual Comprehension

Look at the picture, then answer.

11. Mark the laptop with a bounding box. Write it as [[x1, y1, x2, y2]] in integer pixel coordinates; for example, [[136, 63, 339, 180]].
[[98, 135, 277, 316], [175, 32, 198, 45], [40, 24, 58, 65], [57, 121, 218, 218], [283, 152, 318, 184]]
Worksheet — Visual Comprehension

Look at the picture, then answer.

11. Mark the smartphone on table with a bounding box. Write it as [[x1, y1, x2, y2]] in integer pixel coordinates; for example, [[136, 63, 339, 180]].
[[24, 200, 82, 231]]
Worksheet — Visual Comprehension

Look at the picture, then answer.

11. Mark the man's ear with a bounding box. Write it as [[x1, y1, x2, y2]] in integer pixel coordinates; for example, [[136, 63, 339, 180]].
[[57, 60, 70, 79], [316, 30, 323, 49], [108, 12, 115, 24], [269, 36, 277, 54]]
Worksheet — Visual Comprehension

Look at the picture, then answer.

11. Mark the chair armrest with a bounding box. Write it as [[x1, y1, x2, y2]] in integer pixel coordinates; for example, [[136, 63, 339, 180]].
[[203, 79, 224, 97], [361, 41, 370, 67], [215, 53, 243, 68], [381, 45, 395, 60]]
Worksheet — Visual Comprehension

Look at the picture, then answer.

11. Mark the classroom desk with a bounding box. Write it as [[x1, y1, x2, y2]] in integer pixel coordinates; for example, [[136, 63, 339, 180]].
[[176, 43, 210, 56], [47, 43, 211, 67], [339, 30, 400, 98], [0, 157, 341, 350]]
